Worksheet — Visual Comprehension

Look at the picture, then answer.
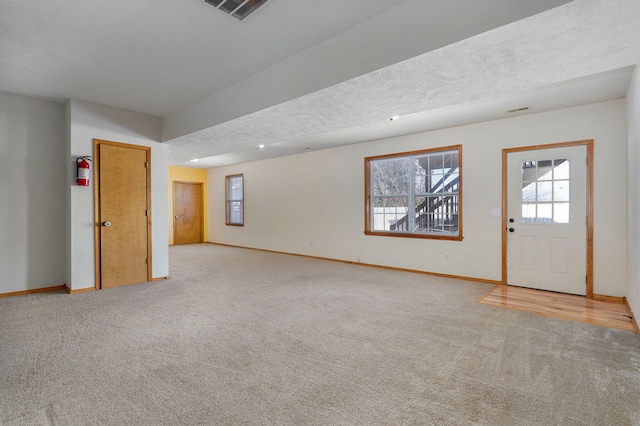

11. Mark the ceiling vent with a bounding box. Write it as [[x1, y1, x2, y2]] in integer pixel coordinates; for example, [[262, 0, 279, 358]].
[[204, 0, 269, 20]]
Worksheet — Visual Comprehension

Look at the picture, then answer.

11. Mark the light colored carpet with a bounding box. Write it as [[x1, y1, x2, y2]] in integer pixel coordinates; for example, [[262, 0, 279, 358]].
[[1, 243, 639, 425]]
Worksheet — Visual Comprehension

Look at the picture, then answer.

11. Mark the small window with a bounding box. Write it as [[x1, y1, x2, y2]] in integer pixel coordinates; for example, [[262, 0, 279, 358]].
[[225, 174, 244, 226], [521, 157, 570, 224], [365, 145, 462, 240]]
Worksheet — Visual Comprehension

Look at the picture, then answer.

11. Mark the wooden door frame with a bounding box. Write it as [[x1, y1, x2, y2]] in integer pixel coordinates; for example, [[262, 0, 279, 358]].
[[93, 139, 152, 290], [501, 139, 594, 298], [172, 181, 204, 244]]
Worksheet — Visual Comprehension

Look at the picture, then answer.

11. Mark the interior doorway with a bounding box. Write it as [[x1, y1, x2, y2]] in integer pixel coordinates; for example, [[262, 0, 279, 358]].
[[94, 139, 152, 289], [502, 140, 594, 297]]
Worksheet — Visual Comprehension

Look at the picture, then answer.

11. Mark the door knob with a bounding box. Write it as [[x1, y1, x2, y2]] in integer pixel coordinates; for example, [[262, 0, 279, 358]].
[[175, 215, 179, 219], [102, 221, 111, 227], [508, 227, 515, 233], [509, 218, 515, 223]]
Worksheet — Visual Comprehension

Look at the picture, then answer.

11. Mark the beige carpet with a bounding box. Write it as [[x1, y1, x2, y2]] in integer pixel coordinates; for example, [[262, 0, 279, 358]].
[[1, 243, 639, 425]]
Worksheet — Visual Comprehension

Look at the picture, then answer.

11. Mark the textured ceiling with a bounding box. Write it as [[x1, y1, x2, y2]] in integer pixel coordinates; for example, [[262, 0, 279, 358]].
[[0, 0, 409, 116], [0, 0, 412, 116], [2, 0, 639, 168], [167, 0, 640, 167]]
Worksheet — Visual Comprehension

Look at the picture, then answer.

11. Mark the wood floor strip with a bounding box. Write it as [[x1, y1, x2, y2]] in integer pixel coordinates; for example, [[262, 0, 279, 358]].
[[478, 285, 634, 331]]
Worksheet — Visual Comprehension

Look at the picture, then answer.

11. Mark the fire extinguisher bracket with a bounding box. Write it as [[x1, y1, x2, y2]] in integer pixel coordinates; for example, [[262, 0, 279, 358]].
[[76, 156, 92, 186]]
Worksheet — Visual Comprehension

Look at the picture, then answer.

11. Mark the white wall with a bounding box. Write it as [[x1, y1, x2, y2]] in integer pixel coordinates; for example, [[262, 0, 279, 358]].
[[627, 66, 640, 319], [0, 93, 67, 294], [209, 100, 628, 297], [68, 100, 168, 290]]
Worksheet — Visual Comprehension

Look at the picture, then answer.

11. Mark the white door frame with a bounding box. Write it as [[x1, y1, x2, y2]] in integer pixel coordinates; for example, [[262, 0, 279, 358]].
[[501, 140, 594, 298]]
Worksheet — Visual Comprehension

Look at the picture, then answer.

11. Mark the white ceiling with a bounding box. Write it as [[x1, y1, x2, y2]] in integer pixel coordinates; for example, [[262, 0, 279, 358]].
[[1, 0, 639, 168], [0, 0, 414, 116]]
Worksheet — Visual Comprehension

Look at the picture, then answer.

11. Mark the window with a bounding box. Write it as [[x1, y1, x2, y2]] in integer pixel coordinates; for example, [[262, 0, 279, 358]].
[[225, 174, 244, 226], [365, 145, 462, 240], [521, 157, 570, 224]]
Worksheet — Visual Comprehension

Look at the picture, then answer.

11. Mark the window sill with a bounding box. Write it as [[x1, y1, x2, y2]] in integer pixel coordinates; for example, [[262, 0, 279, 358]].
[[364, 231, 463, 241]]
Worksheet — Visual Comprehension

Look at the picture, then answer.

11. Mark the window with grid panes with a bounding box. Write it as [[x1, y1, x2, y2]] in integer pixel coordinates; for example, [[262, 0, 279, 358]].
[[225, 174, 244, 226], [365, 146, 462, 240]]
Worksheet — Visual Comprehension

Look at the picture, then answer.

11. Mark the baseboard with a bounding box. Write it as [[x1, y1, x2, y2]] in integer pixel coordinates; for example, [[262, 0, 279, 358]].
[[593, 294, 625, 303], [207, 242, 502, 286], [64, 285, 96, 294], [0, 285, 66, 298], [152, 276, 170, 281], [623, 297, 640, 342]]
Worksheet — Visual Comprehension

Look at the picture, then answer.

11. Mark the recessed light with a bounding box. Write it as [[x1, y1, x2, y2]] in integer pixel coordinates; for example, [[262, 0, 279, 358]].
[[257, 144, 265, 149], [389, 115, 400, 121], [190, 158, 199, 163]]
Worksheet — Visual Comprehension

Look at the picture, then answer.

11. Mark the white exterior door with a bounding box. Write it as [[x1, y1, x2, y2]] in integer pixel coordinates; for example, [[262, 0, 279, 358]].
[[506, 145, 587, 295]]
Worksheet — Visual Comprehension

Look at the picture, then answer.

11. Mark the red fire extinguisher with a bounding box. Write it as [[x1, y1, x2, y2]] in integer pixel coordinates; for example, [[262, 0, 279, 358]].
[[76, 156, 92, 186]]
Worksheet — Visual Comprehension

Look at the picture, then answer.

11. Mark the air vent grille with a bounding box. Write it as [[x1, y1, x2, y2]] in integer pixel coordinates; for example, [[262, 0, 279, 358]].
[[204, 0, 269, 20]]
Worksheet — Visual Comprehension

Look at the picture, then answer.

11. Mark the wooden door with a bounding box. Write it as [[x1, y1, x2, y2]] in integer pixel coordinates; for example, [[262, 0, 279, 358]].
[[506, 144, 588, 295], [173, 182, 204, 245], [95, 140, 151, 289]]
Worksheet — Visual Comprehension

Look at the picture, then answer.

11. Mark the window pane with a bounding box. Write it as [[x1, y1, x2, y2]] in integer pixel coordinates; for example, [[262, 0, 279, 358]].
[[537, 181, 552, 202], [432, 174, 445, 193], [537, 203, 553, 222], [429, 155, 444, 175], [554, 159, 569, 179], [384, 197, 409, 210], [395, 158, 411, 194], [443, 152, 457, 170], [554, 203, 570, 224], [522, 182, 536, 202], [522, 203, 536, 222], [414, 158, 427, 194], [372, 197, 409, 231], [229, 176, 242, 190], [443, 172, 457, 192], [536, 160, 553, 180], [554, 180, 569, 202], [371, 158, 410, 196], [371, 161, 388, 196]]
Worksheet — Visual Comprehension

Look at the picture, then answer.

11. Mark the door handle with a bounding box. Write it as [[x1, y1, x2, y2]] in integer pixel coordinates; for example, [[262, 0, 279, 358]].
[[174, 215, 179, 219], [102, 221, 111, 227]]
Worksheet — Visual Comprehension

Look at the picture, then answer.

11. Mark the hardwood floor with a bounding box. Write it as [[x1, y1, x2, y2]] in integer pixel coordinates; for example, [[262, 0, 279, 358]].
[[478, 285, 635, 331]]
